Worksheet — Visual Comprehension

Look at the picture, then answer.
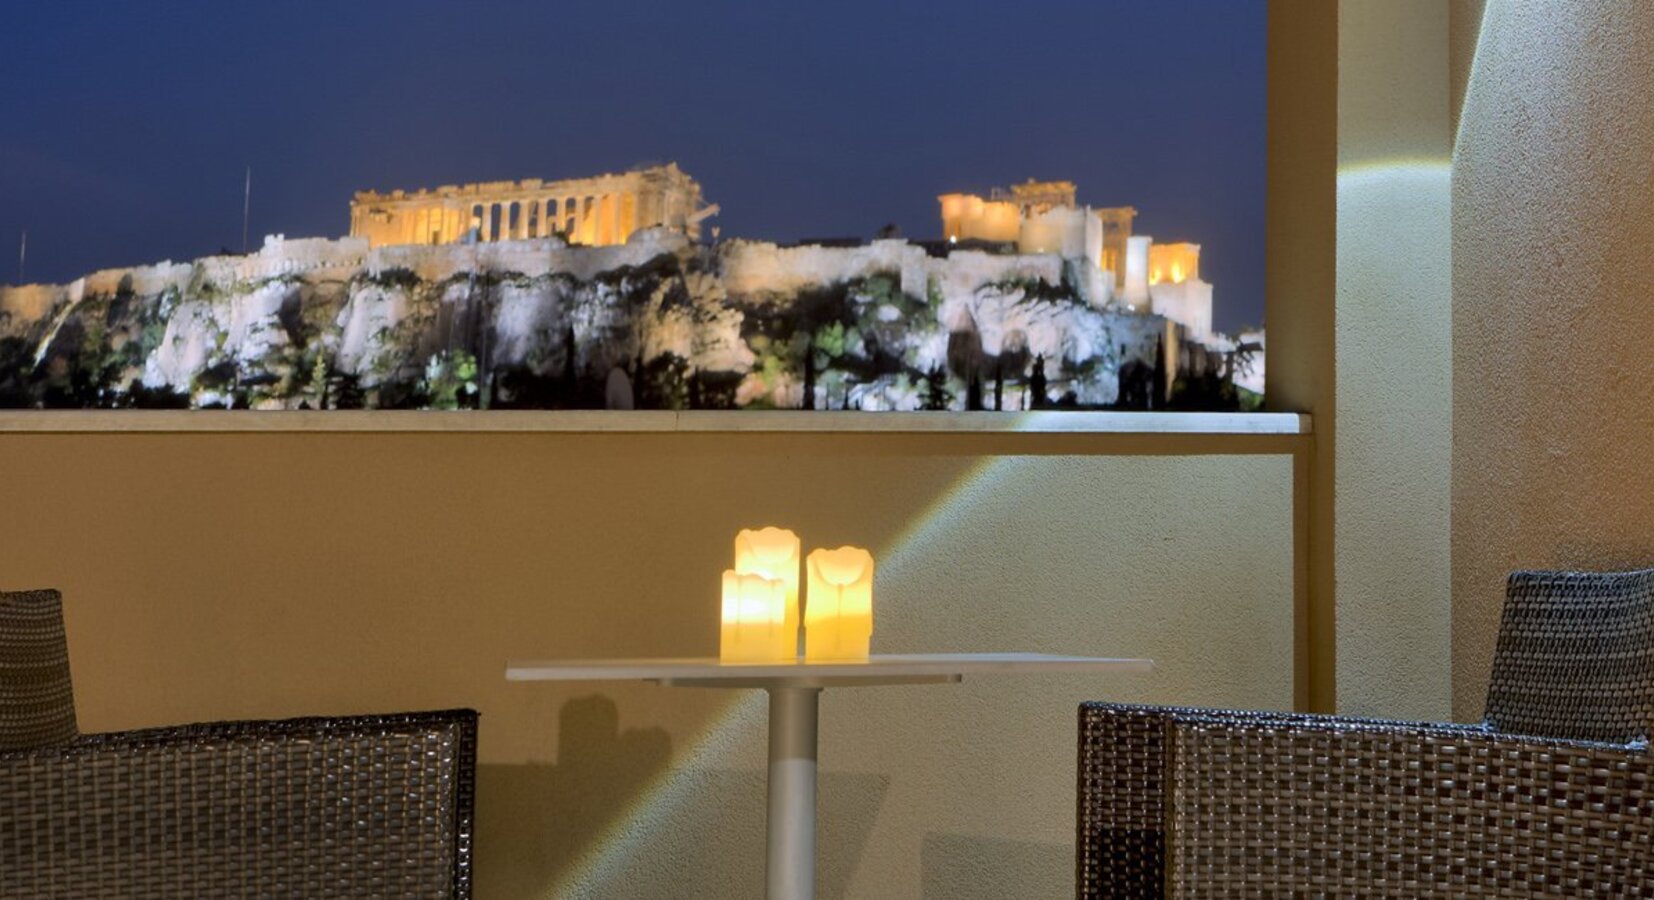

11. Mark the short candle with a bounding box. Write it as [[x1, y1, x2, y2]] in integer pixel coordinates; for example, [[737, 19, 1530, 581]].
[[804, 546, 875, 661], [720, 570, 793, 663], [734, 527, 802, 656]]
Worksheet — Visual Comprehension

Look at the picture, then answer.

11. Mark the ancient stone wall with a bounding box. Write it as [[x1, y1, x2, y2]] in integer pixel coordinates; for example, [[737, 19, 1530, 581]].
[[720, 238, 928, 297]]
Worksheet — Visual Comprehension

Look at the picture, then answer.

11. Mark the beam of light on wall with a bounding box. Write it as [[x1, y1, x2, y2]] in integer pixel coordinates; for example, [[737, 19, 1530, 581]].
[[1336, 158, 1452, 182], [550, 452, 1019, 895], [550, 690, 765, 896], [878, 457, 1014, 578]]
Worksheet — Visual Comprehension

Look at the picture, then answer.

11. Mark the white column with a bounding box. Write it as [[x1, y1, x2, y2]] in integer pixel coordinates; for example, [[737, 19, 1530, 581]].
[[766, 686, 818, 900], [1122, 235, 1152, 309]]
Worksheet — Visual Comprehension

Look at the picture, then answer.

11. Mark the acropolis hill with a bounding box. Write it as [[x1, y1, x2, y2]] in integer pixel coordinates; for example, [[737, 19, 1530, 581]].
[[0, 163, 1258, 411]]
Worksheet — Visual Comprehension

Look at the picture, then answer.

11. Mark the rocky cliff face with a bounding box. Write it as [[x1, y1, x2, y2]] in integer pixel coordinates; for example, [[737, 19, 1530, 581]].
[[0, 231, 1173, 410]]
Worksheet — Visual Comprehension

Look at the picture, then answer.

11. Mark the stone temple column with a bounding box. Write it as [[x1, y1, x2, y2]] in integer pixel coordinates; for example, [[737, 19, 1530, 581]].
[[619, 193, 636, 242], [482, 203, 494, 242], [636, 189, 659, 233]]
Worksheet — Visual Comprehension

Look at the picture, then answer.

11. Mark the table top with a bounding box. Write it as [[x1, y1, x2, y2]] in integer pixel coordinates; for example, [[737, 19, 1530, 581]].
[[505, 652, 1153, 688]]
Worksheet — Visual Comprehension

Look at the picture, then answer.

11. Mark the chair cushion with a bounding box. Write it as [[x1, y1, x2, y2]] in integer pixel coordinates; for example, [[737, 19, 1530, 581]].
[[1484, 569, 1654, 743], [0, 589, 78, 749]]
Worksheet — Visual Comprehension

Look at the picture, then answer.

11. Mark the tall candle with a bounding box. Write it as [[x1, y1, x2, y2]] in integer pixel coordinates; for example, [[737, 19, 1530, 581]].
[[720, 570, 793, 662], [804, 546, 875, 661], [734, 527, 802, 656]]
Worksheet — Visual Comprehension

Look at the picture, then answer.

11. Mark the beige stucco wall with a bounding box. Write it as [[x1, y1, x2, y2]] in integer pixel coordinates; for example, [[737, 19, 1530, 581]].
[[1267, 1, 1453, 716], [0, 431, 1292, 898], [1333, 0, 1453, 720], [1451, 1, 1654, 719]]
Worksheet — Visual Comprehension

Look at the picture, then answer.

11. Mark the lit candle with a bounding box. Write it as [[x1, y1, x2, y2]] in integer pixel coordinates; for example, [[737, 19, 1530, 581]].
[[734, 527, 802, 656], [720, 570, 793, 662], [804, 546, 875, 661]]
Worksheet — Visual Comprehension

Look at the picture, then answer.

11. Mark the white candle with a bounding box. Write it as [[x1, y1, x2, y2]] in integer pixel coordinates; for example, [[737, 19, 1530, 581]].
[[804, 546, 874, 661], [735, 527, 802, 657], [720, 570, 792, 662]]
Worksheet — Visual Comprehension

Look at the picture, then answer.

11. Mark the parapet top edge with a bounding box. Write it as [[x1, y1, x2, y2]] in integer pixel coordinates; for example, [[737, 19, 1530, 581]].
[[0, 410, 1311, 436]]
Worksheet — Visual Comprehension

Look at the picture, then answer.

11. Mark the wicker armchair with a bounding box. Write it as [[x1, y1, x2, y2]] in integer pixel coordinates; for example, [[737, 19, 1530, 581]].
[[0, 588, 477, 899], [1078, 569, 1654, 897]]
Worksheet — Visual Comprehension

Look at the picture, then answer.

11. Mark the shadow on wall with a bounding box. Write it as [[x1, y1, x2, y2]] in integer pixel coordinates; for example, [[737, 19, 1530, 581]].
[[921, 832, 1069, 900], [479, 695, 673, 898], [479, 694, 891, 899]]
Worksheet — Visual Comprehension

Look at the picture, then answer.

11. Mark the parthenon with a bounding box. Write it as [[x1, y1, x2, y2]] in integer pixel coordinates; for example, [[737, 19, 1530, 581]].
[[348, 162, 715, 248]]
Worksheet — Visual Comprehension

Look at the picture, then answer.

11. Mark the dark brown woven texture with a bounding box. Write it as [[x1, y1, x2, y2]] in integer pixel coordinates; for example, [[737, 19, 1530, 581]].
[[1075, 705, 1165, 898], [1078, 569, 1654, 898], [1485, 568, 1654, 742], [0, 589, 78, 750], [0, 591, 477, 898]]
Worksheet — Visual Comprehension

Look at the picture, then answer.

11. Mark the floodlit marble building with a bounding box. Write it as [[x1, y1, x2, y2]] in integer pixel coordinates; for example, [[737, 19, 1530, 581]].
[[349, 163, 715, 248], [939, 179, 1212, 339], [939, 180, 1139, 291], [1143, 242, 1212, 341]]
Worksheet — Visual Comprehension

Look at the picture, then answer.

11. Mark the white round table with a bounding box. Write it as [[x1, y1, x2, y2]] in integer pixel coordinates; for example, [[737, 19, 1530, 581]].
[[506, 653, 1153, 900]]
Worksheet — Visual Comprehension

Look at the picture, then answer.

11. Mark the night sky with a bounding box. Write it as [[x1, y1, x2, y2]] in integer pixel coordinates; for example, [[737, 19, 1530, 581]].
[[0, 1, 1265, 332]]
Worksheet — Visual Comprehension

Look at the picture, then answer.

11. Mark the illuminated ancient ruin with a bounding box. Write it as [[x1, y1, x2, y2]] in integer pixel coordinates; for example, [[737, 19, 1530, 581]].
[[938, 179, 1213, 339], [0, 165, 1253, 411], [348, 163, 716, 248]]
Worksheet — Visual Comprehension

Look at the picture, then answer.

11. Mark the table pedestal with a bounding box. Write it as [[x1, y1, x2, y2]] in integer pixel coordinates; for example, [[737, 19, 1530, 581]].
[[505, 654, 1154, 900], [766, 686, 820, 900]]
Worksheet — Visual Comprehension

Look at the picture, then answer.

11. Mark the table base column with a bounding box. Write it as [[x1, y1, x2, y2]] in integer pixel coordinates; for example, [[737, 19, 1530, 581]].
[[766, 685, 820, 900]]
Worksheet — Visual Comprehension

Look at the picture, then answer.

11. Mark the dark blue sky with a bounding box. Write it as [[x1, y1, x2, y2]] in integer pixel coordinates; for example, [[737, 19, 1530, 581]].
[[0, 0, 1265, 331]]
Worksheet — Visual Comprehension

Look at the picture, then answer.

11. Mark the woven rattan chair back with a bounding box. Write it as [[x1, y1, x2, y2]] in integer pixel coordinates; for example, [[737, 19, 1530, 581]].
[[1483, 568, 1654, 743], [0, 588, 78, 750]]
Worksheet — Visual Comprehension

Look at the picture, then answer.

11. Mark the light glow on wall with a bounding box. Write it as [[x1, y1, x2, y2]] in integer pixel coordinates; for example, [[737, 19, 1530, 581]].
[[549, 456, 1012, 895]]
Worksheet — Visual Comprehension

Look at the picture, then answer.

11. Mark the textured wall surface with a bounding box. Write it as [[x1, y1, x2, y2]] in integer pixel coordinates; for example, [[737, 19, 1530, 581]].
[[1334, 0, 1453, 720], [1266, 0, 1337, 709], [0, 432, 1292, 898], [1266, 1, 1453, 715], [1452, 1, 1654, 718]]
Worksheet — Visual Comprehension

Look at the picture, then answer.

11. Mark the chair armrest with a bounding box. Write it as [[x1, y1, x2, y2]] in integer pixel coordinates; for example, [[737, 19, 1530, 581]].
[[1078, 704, 1345, 898], [0, 708, 477, 899], [1078, 702, 1654, 897]]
